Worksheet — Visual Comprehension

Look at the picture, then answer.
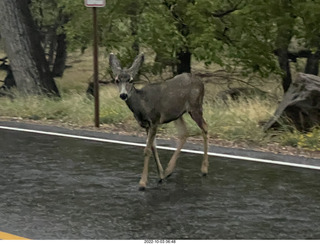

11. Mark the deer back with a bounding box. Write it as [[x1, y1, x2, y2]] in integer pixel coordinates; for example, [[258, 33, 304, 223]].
[[126, 73, 204, 127]]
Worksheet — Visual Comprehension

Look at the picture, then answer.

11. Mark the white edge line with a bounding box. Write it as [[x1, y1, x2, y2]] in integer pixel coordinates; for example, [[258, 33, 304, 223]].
[[1, 125, 320, 171]]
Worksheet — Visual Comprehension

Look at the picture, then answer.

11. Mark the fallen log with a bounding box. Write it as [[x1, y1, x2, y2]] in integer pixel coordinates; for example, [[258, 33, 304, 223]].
[[264, 73, 320, 132]]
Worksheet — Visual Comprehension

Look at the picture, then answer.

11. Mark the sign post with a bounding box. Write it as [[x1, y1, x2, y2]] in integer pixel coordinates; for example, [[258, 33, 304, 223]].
[[84, 0, 105, 128]]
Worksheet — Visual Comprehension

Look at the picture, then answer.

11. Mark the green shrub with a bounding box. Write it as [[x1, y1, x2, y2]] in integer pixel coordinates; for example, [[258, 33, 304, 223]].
[[280, 127, 320, 151]]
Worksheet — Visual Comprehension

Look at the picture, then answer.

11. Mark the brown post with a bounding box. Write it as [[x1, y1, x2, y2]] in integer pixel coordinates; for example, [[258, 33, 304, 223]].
[[93, 7, 99, 127]]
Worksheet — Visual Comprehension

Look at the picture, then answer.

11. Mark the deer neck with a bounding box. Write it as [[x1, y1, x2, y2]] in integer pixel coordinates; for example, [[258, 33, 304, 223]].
[[125, 87, 143, 114], [125, 87, 151, 128]]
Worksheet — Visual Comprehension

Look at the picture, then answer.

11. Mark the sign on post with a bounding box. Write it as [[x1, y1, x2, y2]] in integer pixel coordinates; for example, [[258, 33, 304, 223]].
[[85, 0, 105, 127], [84, 0, 106, 7]]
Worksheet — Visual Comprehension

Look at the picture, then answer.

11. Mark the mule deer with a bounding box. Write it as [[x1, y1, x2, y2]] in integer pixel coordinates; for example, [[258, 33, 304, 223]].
[[109, 53, 209, 190]]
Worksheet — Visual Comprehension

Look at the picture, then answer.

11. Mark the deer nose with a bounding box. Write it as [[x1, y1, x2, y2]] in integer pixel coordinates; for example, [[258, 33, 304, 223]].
[[120, 93, 128, 100]]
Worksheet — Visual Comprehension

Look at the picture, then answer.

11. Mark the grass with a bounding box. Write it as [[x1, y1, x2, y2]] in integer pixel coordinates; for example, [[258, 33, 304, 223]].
[[0, 86, 278, 149], [0, 49, 319, 153], [0, 92, 94, 124], [280, 128, 320, 151]]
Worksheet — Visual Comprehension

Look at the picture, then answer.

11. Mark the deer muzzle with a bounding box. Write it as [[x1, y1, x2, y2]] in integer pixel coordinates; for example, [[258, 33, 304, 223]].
[[120, 93, 128, 100], [119, 83, 129, 101]]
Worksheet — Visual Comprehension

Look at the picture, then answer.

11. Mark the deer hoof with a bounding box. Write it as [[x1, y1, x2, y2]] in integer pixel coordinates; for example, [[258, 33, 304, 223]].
[[164, 169, 173, 179], [201, 165, 208, 176], [139, 181, 147, 191], [165, 173, 172, 179], [138, 186, 146, 191]]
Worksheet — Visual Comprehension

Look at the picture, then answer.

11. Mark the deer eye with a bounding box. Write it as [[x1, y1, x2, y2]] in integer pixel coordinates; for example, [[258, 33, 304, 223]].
[[115, 79, 120, 84]]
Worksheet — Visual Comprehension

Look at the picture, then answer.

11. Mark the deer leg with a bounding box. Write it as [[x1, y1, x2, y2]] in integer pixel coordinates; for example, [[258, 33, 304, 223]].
[[189, 111, 209, 176], [139, 126, 157, 190], [164, 117, 188, 178], [151, 138, 165, 181]]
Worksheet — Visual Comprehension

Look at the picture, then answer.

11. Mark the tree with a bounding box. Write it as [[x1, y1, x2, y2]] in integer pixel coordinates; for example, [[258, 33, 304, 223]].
[[140, 0, 242, 75], [57, 0, 320, 91], [293, 0, 320, 75], [30, 0, 69, 77], [59, 0, 241, 75], [0, 0, 60, 96], [216, 0, 320, 92]]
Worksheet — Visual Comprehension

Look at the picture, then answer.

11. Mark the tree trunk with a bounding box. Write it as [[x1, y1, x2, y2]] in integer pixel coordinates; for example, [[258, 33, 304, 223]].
[[47, 29, 57, 65], [130, 14, 140, 56], [274, 3, 294, 93], [52, 33, 67, 77], [276, 48, 292, 92], [0, 0, 60, 96], [304, 50, 320, 75], [177, 48, 191, 74], [163, 0, 192, 75]]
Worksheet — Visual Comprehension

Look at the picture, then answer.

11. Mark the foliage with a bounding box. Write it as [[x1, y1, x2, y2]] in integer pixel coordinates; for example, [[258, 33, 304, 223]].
[[30, 0, 60, 28], [1, 0, 319, 84], [281, 128, 320, 151], [26, 0, 313, 83], [30, 0, 70, 46], [55, 0, 92, 51]]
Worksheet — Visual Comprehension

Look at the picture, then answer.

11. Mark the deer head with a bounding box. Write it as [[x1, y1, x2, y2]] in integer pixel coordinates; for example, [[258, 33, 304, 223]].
[[109, 53, 144, 101]]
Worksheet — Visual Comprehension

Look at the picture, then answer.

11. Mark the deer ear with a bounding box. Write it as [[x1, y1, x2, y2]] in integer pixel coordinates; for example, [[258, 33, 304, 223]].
[[128, 53, 144, 78], [109, 53, 122, 77]]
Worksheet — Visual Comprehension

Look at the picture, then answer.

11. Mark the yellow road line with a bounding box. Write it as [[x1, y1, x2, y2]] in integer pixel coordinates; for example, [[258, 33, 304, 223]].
[[0, 231, 30, 240]]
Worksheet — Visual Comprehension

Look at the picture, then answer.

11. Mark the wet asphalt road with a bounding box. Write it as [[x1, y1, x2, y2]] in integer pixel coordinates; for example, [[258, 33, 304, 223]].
[[1, 128, 320, 239]]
